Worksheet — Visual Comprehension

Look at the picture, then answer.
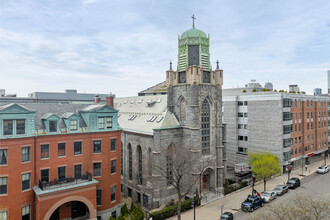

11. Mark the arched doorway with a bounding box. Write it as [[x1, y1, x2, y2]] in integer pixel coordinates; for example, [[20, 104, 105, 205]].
[[44, 196, 96, 220], [50, 201, 89, 220], [202, 168, 215, 192]]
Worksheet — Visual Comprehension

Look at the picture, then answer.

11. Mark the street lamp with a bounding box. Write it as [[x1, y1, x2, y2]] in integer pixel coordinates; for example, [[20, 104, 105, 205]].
[[193, 193, 196, 220]]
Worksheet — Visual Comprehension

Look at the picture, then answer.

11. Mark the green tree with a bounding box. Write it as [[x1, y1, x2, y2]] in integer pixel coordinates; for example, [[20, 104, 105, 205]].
[[248, 152, 281, 191], [130, 203, 137, 213], [130, 205, 144, 220], [121, 203, 129, 217]]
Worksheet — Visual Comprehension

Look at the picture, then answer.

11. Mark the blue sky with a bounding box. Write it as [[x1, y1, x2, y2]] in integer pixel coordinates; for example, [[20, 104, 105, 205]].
[[0, 0, 329, 97]]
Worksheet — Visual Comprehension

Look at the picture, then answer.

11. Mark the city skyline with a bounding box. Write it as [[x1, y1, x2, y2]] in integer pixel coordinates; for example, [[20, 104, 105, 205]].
[[0, 0, 330, 97]]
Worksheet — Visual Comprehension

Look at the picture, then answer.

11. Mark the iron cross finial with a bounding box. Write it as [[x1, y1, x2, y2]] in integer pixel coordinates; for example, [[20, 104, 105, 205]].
[[216, 60, 219, 69], [170, 61, 172, 70], [191, 14, 196, 28]]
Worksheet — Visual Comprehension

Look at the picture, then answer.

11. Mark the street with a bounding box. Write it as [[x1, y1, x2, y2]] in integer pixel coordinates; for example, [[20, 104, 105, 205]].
[[234, 172, 330, 220], [167, 158, 329, 220]]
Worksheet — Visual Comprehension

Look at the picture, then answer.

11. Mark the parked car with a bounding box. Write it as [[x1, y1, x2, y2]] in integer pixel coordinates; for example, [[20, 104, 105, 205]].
[[317, 165, 329, 174], [273, 184, 289, 196], [261, 191, 277, 203], [235, 163, 251, 176], [286, 177, 300, 189], [241, 195, 264, 212], [220, 212, 234, 220]]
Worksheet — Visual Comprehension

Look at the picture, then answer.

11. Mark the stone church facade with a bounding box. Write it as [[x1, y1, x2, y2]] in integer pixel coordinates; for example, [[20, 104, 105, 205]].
[[115, 24, 226, 210]]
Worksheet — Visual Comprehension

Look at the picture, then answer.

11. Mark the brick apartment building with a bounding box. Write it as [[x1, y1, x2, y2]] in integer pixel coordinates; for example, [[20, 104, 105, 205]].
[[223, 92, 329, 171], [0, 97, 121, 220]]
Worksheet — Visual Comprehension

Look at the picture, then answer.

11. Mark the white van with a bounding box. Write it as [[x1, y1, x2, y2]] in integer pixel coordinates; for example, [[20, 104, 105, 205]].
[[235, 163, 251, 176]]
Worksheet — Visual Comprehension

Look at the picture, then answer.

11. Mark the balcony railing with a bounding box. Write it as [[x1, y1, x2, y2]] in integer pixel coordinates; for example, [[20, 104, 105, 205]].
[[38, 172, 93, 191]]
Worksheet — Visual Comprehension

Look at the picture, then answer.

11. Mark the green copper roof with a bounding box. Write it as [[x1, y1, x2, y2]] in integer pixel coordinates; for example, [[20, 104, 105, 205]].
[[181, 27, 207, 38]]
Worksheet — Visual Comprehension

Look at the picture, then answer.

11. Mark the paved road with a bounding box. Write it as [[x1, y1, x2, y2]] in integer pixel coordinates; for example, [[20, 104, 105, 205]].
[[234, 172, 330, 220], [167, 158, 329, 220]]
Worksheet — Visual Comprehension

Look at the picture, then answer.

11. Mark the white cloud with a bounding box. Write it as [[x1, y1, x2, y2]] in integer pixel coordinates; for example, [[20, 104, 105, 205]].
[[83, 0, 104, 5], [0, 0, 330, 96]]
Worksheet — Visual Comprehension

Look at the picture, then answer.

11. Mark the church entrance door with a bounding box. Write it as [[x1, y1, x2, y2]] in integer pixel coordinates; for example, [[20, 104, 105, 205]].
[[202, 168, 215, 192]]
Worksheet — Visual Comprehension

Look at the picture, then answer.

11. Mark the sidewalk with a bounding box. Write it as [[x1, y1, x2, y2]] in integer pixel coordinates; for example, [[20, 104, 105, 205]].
[[167, 157, 329, 220]]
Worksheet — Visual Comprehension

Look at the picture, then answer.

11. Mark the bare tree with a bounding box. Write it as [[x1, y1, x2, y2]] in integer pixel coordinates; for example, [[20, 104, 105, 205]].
[[156, 145, 201, 220], [248, 195, 330, 220], [291, 195, 330, 220]]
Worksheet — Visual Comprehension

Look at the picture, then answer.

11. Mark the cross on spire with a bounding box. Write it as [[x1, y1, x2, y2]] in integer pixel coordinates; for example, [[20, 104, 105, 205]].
[[216, 60, 219, 69], [169, 61, 172, 70], [191, 14, 196, 28]]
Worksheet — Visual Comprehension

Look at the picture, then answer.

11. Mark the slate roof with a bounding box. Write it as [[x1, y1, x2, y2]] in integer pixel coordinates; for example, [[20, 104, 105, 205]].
[[114, 94, 171, 135], [61, 112, 75, 119], [81, 104, 105, 112], [138, 81, 167, 96], [0, 102, 91, 130]]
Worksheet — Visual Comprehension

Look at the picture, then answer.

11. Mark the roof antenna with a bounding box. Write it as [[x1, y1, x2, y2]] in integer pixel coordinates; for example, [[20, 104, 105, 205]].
[[191, 14, 196, 28]]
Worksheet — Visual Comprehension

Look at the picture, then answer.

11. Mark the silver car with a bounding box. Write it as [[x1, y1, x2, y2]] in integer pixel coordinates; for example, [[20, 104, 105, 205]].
[[273, 185, 289, 196], [261, 191, 277, 203], [317, 166, 329, 174]]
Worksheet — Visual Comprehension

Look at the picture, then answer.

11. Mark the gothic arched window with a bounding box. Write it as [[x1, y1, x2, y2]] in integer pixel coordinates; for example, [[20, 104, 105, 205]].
[[166, 144, 174, 186], [137, 146, 142, 185], [148, 148, 152, 178], [201, 99, 210, 155], [179, 97, 186, 122], [128, 143, 132, 180]]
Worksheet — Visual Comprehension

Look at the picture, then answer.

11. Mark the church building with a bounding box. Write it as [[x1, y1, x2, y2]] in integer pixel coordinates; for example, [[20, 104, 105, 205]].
[[115, 20, 226, 210]]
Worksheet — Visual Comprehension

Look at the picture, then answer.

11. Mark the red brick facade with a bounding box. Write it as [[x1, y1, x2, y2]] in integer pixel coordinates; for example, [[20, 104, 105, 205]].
[[290, 99, 328, 164], [0, 130, 121, 220]]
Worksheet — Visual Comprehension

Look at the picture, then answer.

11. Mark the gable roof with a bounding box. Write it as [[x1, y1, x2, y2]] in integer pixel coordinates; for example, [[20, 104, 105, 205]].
[[61, 112, 75, 119], [159, 110, 180, 129], [0, 103, 35, 113], [41, 113, 60, 120]]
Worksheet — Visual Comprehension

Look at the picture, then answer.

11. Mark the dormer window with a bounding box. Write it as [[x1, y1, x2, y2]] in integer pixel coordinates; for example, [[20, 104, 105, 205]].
[[3, 120, 13, 135], [98, 116, 112, 129], [98, 117, 104, 129], [70, 120, 78, 131], [106, 117, 112, 129], [16, 120, 25, 134], [3, 119, 25, 135], [49, 121, 57, 132], [42, 113, 60, 133], [61, 113, 79, 132]]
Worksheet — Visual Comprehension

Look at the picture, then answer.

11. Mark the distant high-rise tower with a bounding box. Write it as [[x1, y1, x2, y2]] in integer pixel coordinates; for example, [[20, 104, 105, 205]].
[[264, 82, 273, 91], [289, 85, 300, 93], [328, 70, 330, 93], [314, 88, 322, 96]]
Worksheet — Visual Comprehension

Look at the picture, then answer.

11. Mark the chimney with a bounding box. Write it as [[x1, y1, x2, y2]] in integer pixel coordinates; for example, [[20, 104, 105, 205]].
[[94, 95, 101, 103], [106, 96, 114, 107]]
